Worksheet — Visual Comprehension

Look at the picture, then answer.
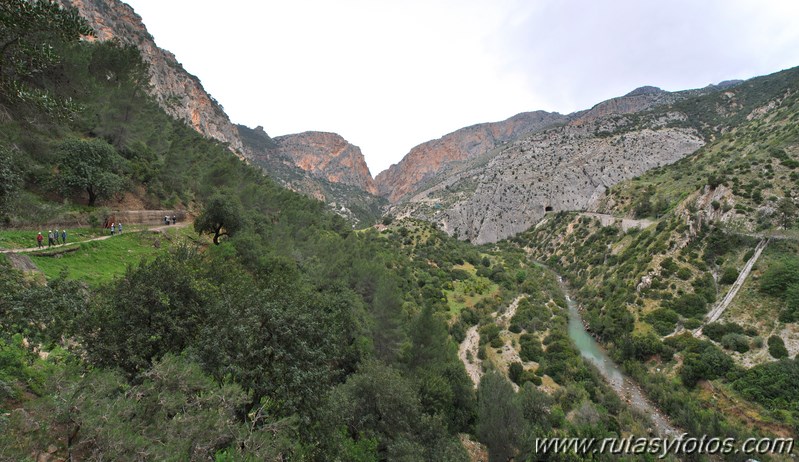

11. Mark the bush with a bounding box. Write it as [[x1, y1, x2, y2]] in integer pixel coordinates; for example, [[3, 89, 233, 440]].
[[719, 266, 739, 285], [680, 345, 734, 387], [479, 324, 500, 346], [668, 293, 708, 319], [703, 322, 745, 342], [644, 308, 679, 336], [761, 257, 799, 297], [768, 335, 789, 359], [720, 333, 750, 353], [519, 334, 543, 362], [508, 362, 523, 384], [682, 318, 702, 330]]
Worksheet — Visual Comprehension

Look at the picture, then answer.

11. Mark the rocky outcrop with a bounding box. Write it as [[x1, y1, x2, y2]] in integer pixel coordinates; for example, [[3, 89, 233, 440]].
[[60, 0, 382, 205], [568, 86, 680, 125], [375, 89, 694, 204], [375, 111, 566, 202], [59, 0, 245, 154], [269, 132, 377, 195], [390, 111, 705, 244]]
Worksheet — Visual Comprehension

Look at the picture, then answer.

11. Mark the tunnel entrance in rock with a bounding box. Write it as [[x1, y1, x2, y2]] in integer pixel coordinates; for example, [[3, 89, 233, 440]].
[[545, 206, 554, 212]]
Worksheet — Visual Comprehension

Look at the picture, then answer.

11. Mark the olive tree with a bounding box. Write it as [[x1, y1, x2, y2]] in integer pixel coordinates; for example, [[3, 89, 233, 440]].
[[194, 192, 244, 244], [57, 138, 126, 206]]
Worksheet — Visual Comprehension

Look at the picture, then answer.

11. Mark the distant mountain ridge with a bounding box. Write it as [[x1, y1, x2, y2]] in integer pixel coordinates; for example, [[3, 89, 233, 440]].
[[382, 69, 795, 243], [375, 111, 567, 202]]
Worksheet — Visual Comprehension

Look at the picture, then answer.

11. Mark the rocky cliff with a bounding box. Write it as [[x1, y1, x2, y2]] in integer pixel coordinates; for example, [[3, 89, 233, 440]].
[[377, 82, 756, 243], [59, 0, 246, 155], [60, 0, 383, 215], [375, 111, 567, 202], [268, 132, 378, 195], [390, 110, 704, 244]]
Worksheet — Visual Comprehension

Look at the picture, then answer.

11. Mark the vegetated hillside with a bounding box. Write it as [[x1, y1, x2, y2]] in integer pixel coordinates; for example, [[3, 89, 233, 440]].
[[508, 71, 799, 439], [390, 67, 799, 244], [58, 0, 385, 224], [4, 2, 798, 460], [57, 0, 247, 154], [0, 4, 689, 460]]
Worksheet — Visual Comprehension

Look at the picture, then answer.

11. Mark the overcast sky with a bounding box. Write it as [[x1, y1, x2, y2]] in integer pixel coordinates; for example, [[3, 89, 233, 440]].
[[123, 0, 799, 176]]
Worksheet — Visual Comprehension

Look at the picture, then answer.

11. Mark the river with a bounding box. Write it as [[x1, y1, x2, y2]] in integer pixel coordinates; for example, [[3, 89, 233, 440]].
[[562, 280, 681, 437]]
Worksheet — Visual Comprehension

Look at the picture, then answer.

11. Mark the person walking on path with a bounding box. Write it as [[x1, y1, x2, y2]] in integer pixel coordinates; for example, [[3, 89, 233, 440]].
[[111, 223, 115, 236], [118, 222, 122, 234], [36, 232, 43, 248], [47, 230, 54, 247], [172, 215, 176, 225], [61, 229, 67, 244]]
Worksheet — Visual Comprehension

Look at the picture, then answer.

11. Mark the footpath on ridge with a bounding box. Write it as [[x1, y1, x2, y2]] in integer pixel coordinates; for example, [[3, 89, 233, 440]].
[[0, 220, 192, 255]]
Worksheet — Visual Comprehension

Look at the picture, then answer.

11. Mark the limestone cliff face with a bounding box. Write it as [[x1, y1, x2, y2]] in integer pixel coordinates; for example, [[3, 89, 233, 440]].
[[389, 108, 705, 244], [60, 0, 382, 201], [269, 132, 377, 195], [59, 0, 245, 154], [375, 111, 566, 202]]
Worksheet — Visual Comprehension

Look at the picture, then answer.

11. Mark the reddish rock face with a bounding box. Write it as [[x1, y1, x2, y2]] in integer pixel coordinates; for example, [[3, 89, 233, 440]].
[[59, 0, 380, 197], [59, 0, 245, 155], [374, 111, 566, 202], [271, 132, 377, 195]]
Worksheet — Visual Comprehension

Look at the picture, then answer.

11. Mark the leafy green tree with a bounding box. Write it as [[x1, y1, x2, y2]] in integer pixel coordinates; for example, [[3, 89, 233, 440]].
[[403, 305, 476, 432], [644, 308, 679, 336], [0, 146, 21, 221], [668, 293, 708, 319], [777, 197, 797, 228], [680, 344, 733, 387], [404, 305, 450, 370], [719, 266, 739, 285], [720, 333, 750, 353], [761, 257, 799, 297], [81, 248, 210, 376], [198, 262, 360, 420], [369, 275, 406, 362], [194, 192, 244, 244], [476, 371, 522, 462], [0, 0, 93, 115], [59, 354, 298, 460], [320, 360, 424, 459], [85, 41, 151, 148], [781, 283, 799, 322], [57, 138, 126, 205]]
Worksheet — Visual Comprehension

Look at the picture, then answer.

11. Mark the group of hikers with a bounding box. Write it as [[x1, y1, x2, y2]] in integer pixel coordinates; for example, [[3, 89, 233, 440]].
[[34, 213, 178, 249], [36, 229, 67, 248]]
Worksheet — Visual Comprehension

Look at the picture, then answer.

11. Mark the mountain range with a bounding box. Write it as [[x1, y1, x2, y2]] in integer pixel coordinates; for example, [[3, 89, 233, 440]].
[[61, 0, 798, 244]]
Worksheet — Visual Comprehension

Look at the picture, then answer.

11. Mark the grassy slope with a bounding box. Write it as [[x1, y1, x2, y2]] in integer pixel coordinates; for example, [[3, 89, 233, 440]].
[[30, 226, 197, 287]]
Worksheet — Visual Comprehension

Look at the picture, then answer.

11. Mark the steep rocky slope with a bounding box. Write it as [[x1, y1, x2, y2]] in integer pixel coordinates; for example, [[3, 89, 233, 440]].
[[386, 70, 799, 244], [60, 0, 383, 221], [269, 132, 377, 195], [237, 125, 385, 224], [59, 0, 246, 155], [375, 111, 567, 202], [394, 112, 704, 244]]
